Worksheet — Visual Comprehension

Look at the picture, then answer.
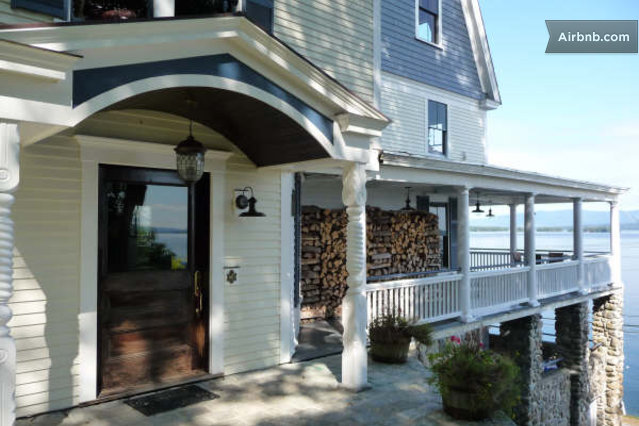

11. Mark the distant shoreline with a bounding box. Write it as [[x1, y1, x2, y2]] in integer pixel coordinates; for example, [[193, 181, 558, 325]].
[[470, 226, 610, 233]]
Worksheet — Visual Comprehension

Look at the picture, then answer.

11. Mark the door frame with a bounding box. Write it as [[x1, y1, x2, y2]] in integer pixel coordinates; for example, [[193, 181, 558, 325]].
[[77, 135, 232, 403]]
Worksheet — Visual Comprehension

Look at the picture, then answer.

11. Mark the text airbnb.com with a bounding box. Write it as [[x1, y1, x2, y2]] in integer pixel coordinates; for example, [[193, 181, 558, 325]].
[[557, 31, 631, 43]]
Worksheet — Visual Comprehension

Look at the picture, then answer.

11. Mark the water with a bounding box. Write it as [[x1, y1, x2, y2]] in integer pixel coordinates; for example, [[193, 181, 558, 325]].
[[471, 231, 639, 415]]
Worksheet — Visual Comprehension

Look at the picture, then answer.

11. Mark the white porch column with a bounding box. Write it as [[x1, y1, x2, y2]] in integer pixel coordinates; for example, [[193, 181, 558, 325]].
[[610, 200, 621, 286], [524, 194, 539, 306], [153, 0, 175, 17], [341, 163, 368, 391], [457, 187, 473, 322], [573, 198, 586, 294], [0, 123, 20, 426], [509, 203, 517, 262]]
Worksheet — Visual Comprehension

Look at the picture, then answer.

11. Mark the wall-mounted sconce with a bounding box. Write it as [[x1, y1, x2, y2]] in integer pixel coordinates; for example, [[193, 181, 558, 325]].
[[235, 186, 265, 217]]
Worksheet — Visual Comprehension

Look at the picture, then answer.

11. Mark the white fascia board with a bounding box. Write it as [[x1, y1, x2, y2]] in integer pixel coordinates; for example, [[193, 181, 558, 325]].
[[0, 17, 389, 131], [379, 154, 626, 200], [0, 39, 79, 81], [460, 0, 501, 105]]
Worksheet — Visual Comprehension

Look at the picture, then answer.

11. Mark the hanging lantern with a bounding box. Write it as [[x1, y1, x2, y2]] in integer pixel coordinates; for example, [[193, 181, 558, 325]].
[[401, 186, 415, 211], [175, 119, 206, 183], [487, 207, 495, 217]]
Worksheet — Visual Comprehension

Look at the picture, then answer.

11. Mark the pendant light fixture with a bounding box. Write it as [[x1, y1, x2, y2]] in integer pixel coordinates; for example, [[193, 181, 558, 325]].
[[175, 101, 207, 183], [486, 204, 495, 217], [401, 186, 414, 211], [472, 193, 484, 213]]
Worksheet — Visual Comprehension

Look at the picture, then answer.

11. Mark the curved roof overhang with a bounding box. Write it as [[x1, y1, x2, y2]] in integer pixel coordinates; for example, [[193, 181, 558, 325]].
[[0, 16, 389, 168]]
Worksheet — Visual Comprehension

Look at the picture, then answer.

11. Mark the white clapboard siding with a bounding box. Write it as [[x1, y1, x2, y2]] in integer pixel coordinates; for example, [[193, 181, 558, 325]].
[[274, 0, 374, 103], [10, 137, 82, 418], [223, 155, 282, 375], [380, 71, 487, 163], [0, 0, 54, 23]]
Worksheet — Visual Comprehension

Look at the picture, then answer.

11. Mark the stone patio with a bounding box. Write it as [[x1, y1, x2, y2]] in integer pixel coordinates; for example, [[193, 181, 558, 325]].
[[17, 351, 515, 426]]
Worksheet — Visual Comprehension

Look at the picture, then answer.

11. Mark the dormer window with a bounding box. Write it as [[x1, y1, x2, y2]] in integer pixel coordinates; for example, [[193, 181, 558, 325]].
[[427, 100, 447, 156], [416, 0, 441, 45]]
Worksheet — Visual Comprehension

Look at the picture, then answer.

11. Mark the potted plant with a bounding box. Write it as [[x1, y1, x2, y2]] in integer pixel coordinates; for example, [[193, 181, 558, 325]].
[[428, 338, 520, 421], [368, 313, 433, 364]]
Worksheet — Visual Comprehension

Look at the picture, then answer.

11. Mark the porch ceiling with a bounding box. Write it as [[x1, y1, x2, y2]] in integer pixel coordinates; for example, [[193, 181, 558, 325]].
[[105, 87, 329, 167]]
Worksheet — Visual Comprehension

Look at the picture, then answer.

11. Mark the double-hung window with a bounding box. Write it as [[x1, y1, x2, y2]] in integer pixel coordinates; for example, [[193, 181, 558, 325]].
[[427, 101, 447, 156], [416, 0, 440, 44]]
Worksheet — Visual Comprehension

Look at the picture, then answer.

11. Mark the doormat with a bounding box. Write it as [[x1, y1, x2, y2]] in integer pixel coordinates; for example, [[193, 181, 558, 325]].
[[124, 385, 219, 416]]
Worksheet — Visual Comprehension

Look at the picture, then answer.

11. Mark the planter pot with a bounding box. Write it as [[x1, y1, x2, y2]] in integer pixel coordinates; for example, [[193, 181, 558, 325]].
[[442, 388, 492, 421], [370, 337, 411, 364]]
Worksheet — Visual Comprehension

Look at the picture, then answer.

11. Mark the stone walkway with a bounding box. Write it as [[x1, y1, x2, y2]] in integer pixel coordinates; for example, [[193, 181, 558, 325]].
[[18, 352, 514, 426]]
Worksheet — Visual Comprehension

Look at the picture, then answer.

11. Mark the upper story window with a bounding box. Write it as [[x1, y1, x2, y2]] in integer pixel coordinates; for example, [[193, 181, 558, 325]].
[[427, 100, 447, 155], [416, 0, 441, 45]]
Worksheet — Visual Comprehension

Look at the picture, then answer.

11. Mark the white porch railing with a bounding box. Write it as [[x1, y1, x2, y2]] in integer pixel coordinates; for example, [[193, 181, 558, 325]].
[[470, 267, 529, 312], [366, 254, 613, 326], [470, 250, 514, 270], [537, 260, 580, 298], [584, 255, 613, 290], [366, 274, 462, 324]]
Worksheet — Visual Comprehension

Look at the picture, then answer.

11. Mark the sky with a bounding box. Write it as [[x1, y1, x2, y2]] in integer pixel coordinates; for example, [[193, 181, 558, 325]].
[[478, 1, 639, 210]]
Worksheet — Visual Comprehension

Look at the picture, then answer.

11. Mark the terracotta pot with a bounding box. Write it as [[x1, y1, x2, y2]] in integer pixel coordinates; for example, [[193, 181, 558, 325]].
[[370, 337, 411, 364], [101, 8, 136, 19], [442, 387, 492, 421]]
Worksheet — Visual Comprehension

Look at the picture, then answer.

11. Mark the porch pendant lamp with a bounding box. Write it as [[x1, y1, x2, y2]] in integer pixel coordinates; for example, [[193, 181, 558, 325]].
[[401, 187, 415, 211], [472, 194, 484, 213], [487, 207, 495, 217], [175, 119, 207, 183]]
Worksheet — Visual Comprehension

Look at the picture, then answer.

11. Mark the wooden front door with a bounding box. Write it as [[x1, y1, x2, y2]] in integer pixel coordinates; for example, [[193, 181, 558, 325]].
[[98, 165, 210, 396]]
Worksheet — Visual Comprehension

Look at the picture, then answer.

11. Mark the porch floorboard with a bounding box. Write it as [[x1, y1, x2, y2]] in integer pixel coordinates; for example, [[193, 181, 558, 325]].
[[17, 351, 514, 426]]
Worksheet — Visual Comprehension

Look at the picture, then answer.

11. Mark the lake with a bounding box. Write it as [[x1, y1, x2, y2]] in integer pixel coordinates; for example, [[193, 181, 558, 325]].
[[471, 231, 639, 415]]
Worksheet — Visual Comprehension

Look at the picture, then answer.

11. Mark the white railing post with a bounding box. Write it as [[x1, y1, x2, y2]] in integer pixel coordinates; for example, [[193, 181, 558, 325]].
[[573, 197, 586, 294], [0, 123, 19, 426], [610, 200, 622, 287], [509, 203, 517, 264], [525, 194, 539, 306], [152, 0, 175, 17], [341, 163, 368, 391], [457, 187, 473, 322]]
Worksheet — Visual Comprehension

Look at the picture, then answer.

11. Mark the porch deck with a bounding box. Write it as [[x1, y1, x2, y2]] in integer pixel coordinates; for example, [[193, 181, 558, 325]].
[[17, 352, 514, 426]]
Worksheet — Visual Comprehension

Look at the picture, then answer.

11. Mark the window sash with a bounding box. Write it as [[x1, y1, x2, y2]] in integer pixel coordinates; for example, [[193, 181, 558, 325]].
[[427, 101, 447, 155]]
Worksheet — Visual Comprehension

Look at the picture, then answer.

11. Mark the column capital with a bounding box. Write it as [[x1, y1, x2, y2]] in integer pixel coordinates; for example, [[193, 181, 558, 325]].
[[456, 186, 471, 195], [0, 123, 20, 194], [609, 200, 619, 208]]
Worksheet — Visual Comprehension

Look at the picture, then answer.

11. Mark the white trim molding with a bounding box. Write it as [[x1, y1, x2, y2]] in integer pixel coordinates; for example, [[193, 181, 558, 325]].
[[77, 135, 231, 402], [279, 172, 295, 364]]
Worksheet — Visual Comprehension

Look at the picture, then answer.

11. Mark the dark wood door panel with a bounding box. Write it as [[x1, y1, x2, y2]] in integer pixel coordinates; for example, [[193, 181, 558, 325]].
[[98, 165, 210, 396]]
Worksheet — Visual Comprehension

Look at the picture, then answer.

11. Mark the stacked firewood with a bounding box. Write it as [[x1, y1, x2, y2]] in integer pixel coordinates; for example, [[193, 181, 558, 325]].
[[300, 206, 441, 320]]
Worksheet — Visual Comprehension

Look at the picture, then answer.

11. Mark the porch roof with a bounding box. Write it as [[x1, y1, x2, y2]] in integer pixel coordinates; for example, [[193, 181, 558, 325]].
[[0, 16, 389, 167], [378, 153, 627, 203]]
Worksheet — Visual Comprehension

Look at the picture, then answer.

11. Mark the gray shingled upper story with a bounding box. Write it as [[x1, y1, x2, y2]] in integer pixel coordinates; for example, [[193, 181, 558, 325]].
[[381, 0, 485, 100]]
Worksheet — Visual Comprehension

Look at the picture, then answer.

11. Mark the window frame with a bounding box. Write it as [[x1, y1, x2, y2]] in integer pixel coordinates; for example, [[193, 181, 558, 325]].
[[415, 0, 443, 48], [426, 100, 448, 157]]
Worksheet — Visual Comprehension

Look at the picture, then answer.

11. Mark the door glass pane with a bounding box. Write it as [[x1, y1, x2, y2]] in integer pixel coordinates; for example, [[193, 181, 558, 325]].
[[106, 182, 188, 272]]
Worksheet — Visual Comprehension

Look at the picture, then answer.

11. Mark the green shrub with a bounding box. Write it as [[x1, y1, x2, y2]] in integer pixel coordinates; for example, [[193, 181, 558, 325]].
[[368, 313, 433, 346], [428, 339, 520, 416]]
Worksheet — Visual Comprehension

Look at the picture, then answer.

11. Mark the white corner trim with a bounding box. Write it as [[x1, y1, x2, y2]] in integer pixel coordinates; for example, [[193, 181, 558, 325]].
[[77, 135, 230, 402], [460, 0, 501, 104], [279, 172, 295, 364]]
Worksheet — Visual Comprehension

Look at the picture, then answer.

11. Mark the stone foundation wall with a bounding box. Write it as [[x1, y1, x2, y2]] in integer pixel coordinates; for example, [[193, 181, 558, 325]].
[[556, 302, 592, 426], [592, 293, 625, 426], [499, 315, 543, 425], [538, 370, 571, 426]]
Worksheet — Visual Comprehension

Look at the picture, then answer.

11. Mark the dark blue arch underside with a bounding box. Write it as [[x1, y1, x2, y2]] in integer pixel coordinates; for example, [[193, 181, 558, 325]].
[[72, 54, 333, 144]]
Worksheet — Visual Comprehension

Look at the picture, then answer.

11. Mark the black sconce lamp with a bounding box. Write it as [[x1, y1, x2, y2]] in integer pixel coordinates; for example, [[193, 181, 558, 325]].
[[472, 193, 484, 213], [400, 186, 415, 211], [235, 187, 265, 217]]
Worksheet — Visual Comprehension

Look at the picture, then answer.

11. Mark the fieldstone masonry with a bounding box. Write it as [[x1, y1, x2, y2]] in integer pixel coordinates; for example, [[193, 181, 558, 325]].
[[555, 302, 592, 426], [592, 293, 625, 426], [499, 315, 543, 425], [537, 369, 571, 426]]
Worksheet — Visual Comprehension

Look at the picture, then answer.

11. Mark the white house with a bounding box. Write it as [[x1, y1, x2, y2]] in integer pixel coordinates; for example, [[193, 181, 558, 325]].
[[0, 0, 626, 425]]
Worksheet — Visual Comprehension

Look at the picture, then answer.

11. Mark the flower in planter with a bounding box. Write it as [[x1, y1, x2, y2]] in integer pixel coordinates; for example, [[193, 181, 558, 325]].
[[369, 312, 433, 364], [427, 340, 520, 421]]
